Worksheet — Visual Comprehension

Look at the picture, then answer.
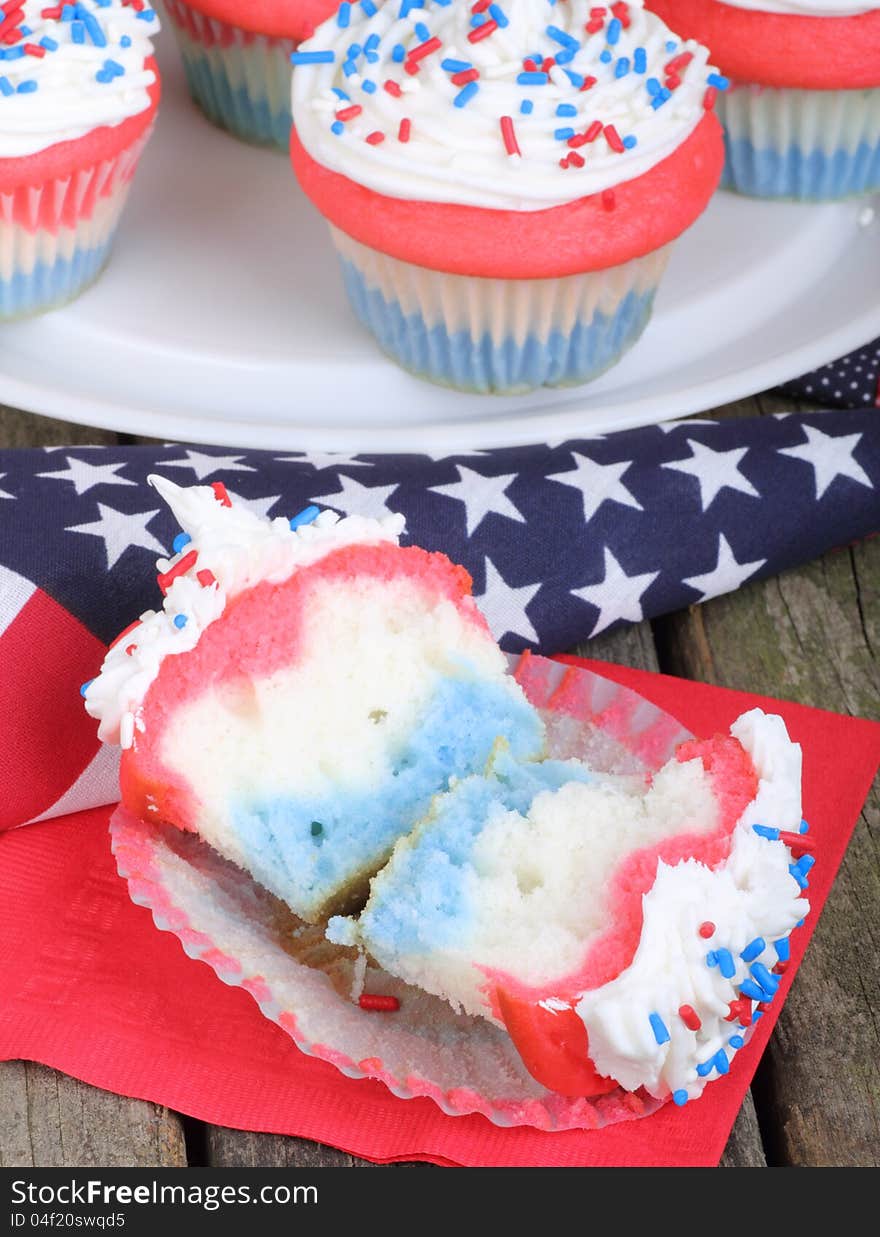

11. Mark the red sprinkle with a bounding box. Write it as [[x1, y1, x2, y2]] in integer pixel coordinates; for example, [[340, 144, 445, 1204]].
[[383, 79, 402, 97], [666, 51, 694, 76], [604, 123, 624, 153], [365, 130, 385, 145], [499, 115, 520, 158], [611, 0, 631, 28], [40, 5, 63, 17], [566, 149, 585, 168], [210, 481, 231, 507], [196, 569, 216, 588], [108, 620, 142, 652], [725, 997, 753, 1026], [523, 58, 538, 72], [698, 921, 716, 939], [23, 42, 46, 57], [567, 132, 590, 149], [403, 60, 420, 76], [406, 35, 441, 64], [778, 830, 815, 859], [359, 994, 400, 1012], [703, 86, 718, 110], [580, 75, 598, 92], [542, 56, 556, 72], [157, 549, 199, 596], [678, 1004, 702, 1031], [584, 120, 603, 142], [467, 18, 497, 42], [336, 104, 362, 122], [451, 68, 480, 86], [124, 644, 137, 657], [585, 18, 604, 34], [472, 0, 492, 10], [398, 117, 411, 143], [773, 961, 790, 975]]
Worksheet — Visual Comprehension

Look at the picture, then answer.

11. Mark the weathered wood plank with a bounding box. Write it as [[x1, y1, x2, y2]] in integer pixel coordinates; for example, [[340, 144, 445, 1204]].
[[204, 1127, 424, 1168], [0, 406, 120, 450], [655, 539, 880, 1166], [0, 1061, 187, 1168]]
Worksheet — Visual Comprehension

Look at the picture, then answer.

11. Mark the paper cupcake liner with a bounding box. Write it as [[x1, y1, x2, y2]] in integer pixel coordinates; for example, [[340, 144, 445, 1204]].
[[718, 83, 880, 201], [111, 653, 694, 1132], [165, 0, 295, 150], [0, 131, 151, 320], [330, 227, 670, 395]]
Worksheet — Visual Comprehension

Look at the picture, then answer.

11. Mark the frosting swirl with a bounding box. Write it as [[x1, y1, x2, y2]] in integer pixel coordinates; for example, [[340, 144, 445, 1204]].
[[0, 0, 159, 159], [291, 0, 723, 211]]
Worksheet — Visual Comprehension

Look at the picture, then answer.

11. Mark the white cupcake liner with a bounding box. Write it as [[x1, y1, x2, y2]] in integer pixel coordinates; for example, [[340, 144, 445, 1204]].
[[111, 653, 695, 1132], [330, 227, 671, 395], [718, 82, 880, 200], [165, 0, 295, 150]]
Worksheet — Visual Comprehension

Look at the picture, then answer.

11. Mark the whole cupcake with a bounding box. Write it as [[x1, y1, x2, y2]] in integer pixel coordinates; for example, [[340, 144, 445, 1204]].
[[164, 0, 337, 148], [0, 0, 160, 320], [649, 1, 880, 200], [289, 0, 726, 396]]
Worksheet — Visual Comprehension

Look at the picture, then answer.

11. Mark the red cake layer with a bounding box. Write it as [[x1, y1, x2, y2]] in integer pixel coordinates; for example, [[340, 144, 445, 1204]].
[[290, 112, 724, 279], [649, 0, 880, 88]]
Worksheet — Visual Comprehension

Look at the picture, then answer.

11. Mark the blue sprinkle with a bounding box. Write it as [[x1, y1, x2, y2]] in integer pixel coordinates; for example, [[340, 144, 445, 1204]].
[[488, 4, 507, 27], [707, 72, 729, 90], [0, 76, 12, 96], [553, 49, 574, 65], [789, 864, 810, 890], [120, 34, 131, 47], [61, 4, 76, 17], [19, 23, 31, 34], [546, 24, 578, 50], [713, 1051, 730, 1076], [799, 819, 810, 834], [649, 1013, 670, 1046], [441, 58, 470, 72], [454, 81, 479, 108], [135, 8, 155, 19], [173, 614, 188, 629], [753, 824, 780, 841], [346, 41, 363, 57], [795, 854, 815, 875], [672, 1090, 689, 1107], [706, 950, 718, 968], [361, 78, 376, 93], [563, 69, 584, 88], [754, 1010, 764, 1022], [40, 36, 59, 51], [104, 58, 124, 76], [599, 49, 612, 63], [554, 127, 575, 141], [606, 17, 621, 44], [796, 918, 805, 927], [1, 45, 24, 59], [414, 21, 430, 40], [615, 57, 630, 78], [366, 53, 379, 64], [651, 87, 672, 108], [696, 1059, 714, 1077], [361, 0, 377, 14], [750, 962, 779, 995], [172, 532, 192, 554], [774, 938, 790, 962], [365, 32, 380, 50], [337, 2, 351, 27], [519, 98, 533, 114], [470, 12, 485, 26], [17, 79, 38, 92], [634, 47, 647, 74], [740, 938, 765, 963], [666, 40, 677, 52], [739, 979, 765, 1003], [80, 680, 94, 698], [71, 20, 85, 43], [729, 1035, 745, 1050], [330, 120, 344, 135], [290, 505, 320, 530], [555, 103, 576, 117], [95, 69, 112, 84], [646, 76, 662, 96], [716, 948, 736, 980], [78, 7, 107, 47], [331, 87, 350, 100], [622, 134, 637, 149], [342, 61, 358, 77], [517, 71, 548, 85], [291, 50, 335, 65], [392, 43, 406, 62]]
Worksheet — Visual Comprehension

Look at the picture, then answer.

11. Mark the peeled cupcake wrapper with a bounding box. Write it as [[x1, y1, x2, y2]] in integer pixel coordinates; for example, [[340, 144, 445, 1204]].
[[0, 127, 153, 320], [164, 0, 295, 150], [111, 654, 697, 1133], [719, 82, 880, 201], [331, 226, 672, 396]]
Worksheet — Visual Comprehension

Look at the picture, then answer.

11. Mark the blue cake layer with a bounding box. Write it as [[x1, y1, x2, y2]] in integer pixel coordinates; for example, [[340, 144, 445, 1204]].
[[230, 673, 545, 917], [178, 49, 291, 150], [340, 259, 656, 395], [0, 241, 112, 320], [722, 135, 880, 200], [358, 752, 596, 954]]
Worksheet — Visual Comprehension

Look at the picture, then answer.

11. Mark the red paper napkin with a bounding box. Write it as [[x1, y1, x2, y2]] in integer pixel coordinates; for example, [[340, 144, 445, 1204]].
[[1, 660, 877, 1168]]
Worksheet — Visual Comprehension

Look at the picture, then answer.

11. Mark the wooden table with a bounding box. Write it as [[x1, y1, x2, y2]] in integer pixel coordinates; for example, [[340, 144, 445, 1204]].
[[1, 396, 877, 1170]]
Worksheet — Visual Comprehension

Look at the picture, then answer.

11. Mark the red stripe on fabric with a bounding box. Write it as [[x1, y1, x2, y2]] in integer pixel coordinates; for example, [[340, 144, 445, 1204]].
[[0, 589, 106, 830]]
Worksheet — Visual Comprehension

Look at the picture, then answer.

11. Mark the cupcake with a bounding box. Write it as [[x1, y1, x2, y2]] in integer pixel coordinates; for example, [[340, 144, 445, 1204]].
[[332, 713, 811, 1107], [0, 0, 160, 320], [289, 0, 726, 395], [83, 477, 544, 924], [164, 0, 337, 149], [649, 1, 880, 199]]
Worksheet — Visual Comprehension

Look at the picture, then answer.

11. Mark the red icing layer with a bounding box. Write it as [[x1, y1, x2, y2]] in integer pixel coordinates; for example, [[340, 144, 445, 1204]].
[[290, 112, 724, 278], [170, 0, 337, 40], [0, 59, 160, 205], [649, 0, 880, 88], [120, 542, 484, 836]]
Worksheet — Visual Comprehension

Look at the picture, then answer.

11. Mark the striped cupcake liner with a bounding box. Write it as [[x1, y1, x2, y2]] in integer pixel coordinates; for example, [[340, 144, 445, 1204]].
[[165, 0, 295, 151], [330, 227, 670, 395], [0, 132, 150, 320], [719, 83, 880, 201], [110, 653, 692, 1132]]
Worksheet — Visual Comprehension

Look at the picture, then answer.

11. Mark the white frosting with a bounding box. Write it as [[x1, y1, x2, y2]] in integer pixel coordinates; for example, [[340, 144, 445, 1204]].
[[576, 709, 809, 1102], [292, 0, 720, 210], [82, 476, 405, 748], [0, 0, 159, 159], [718, 1, 874, 15]]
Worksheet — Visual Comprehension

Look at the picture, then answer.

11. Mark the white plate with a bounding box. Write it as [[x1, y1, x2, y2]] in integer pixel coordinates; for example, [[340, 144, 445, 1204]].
[[2, 34, 879, 453]]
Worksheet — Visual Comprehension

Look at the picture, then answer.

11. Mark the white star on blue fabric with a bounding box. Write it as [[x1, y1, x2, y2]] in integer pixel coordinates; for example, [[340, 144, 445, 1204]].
[[547, 453, 642, 523], [572, 548, 659, 636], [161, 450, 256, 481], [0, 474, 13, 501], [431, 466, 526, 538], [662, 440, 760, 512], [476, 557, 541, 645], [66, 504, 165, 571], [779, 425, 873, 500], [682, 533, 766, 602], [37, 456, 137, 497], [310, 473, 400, 519]]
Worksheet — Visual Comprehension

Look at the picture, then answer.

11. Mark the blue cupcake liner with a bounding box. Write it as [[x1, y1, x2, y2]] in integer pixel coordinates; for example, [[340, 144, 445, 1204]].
[[0, 240, 112, 320]]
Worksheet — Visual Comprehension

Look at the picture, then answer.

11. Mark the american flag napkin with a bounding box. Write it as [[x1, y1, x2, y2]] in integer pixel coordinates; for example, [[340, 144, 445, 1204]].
[[1, 403, 878, 832]]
